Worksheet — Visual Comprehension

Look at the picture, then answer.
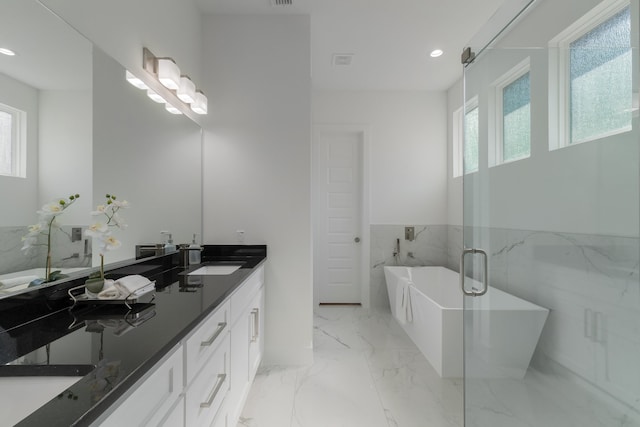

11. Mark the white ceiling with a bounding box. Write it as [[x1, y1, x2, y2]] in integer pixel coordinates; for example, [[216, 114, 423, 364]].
[[0, 0, 92, 91], [195, 0, 505, 91]]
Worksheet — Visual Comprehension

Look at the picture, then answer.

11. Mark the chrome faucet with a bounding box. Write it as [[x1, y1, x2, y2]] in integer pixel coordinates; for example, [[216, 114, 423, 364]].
[[393, 238, 401, 265], [179, 244, 204, 268]]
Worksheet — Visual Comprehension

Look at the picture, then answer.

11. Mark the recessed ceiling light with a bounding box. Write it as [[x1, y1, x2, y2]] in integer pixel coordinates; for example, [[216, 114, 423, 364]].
[[0, 47, 16, 56], [430, 49, 444, 58]]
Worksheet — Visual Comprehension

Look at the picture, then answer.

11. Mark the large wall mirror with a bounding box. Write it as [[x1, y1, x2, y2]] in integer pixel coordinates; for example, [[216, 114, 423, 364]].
[[0, 0, 202, 298]]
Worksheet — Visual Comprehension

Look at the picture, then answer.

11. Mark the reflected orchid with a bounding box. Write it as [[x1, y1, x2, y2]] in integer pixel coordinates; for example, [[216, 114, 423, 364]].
[[22, 194, 80, 281], [86, 194, 130, 279]]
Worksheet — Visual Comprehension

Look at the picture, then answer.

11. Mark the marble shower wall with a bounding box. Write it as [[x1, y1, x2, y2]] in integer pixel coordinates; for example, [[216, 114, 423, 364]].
[[0, 225, 92, 275], [447, 224, 640, 410], [370, 224, 448, 310]]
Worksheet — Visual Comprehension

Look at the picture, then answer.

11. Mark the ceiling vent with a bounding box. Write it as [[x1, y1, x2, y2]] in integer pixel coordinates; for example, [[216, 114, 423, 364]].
[[332, 53, 354, 66], [270, 0, 293, 6]]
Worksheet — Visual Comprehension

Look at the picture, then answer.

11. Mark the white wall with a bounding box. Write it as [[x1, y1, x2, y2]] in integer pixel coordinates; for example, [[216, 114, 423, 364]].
[[40, 0, 203, 88], [201, 15, 313, 365], [313, 90, 448, 225], [38, 90, 92, 225], [0, 73, 39, 226]]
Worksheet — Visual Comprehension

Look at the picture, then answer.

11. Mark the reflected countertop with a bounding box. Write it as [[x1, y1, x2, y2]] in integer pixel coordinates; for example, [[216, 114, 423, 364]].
[[0, 245, 267, 427]]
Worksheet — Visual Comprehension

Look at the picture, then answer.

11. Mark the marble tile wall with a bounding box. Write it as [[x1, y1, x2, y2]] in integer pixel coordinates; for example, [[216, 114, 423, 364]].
[[370, 224, 448, 310], [0, 225, 92, 275], [446, 224, 640, 413]]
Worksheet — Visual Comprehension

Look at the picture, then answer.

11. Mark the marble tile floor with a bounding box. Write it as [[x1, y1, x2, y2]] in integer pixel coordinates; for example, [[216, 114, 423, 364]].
[[238, 305, 640, 427], [237, 306, 464, 427]]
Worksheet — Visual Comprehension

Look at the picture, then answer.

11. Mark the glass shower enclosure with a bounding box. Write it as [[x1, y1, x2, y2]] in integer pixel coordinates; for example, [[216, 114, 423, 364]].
[[461, 0, 639, 425]]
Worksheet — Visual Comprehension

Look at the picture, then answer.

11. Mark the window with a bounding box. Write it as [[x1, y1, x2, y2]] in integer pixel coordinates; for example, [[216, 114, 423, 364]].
[[464, 100, 479, 174], [503, 72, 531, 160], [490, 58, 531, 166], [452, 96, 479, 177], [549, 0, 632, 149], [0, 103, 26, 178]]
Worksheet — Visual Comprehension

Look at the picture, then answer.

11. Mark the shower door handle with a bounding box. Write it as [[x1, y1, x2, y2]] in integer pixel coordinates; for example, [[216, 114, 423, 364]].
[[459, 248, 489, 297]]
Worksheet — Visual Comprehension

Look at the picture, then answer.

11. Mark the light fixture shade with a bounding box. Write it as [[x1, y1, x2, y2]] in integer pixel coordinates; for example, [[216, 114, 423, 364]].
[[157, 58, 180, 90], [177, 76, 196, 104], [0, 47, 16, 56], [147, 89, 166, 104], [126, 70, 148, 90], [165, 103, 182, 115], [191, 90, 208, 115]]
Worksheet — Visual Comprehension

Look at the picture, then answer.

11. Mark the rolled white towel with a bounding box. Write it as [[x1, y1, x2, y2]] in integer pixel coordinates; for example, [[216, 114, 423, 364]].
[[113, 275, 153, 297], [0, 275, 40, 289], [97, 279, 118, 299]]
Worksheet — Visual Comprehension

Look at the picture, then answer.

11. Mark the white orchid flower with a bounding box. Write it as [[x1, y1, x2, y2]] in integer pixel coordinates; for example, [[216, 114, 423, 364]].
[[112, 213, 128, 229], [85, 222, 109, 238], [103, 236, 122, 251], [91, 205, 107, 216], [21, 235, 38, 251], [37, 202, 65, 218], [112, 200, 130, 208], [25, 223, 44, 236]]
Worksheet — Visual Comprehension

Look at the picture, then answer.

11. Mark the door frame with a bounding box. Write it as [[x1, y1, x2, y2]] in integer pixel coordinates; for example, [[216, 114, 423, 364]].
[[312, 124, 371, 308]]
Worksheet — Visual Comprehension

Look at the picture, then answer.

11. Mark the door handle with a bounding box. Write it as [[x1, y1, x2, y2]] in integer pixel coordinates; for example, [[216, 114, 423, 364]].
[[459, 248, 488, 297]]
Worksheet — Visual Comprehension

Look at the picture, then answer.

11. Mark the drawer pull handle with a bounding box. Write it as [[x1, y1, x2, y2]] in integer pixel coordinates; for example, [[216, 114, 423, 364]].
[[200, 373, 227, 408], [201, 322, 227, 347], [251, 308, 259, 342]]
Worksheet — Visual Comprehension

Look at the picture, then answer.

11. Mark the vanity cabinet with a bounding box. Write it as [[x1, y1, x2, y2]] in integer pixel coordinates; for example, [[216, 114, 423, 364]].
[[185, 334, 230, 426], [97, 344, 184, 427], [221, 267, 265, 426], [93, 264, 264, 427]]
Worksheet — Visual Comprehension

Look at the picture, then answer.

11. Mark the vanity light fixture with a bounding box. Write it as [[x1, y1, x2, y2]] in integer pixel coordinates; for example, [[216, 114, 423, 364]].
[[430, 49, 444, 58], [191, 90, 208, 115], [146, 89, 166, 104], [157, 57, 181, 90], [125, 48, 208, 117], [0, 47, 16, 56], [126, 70, 148, 90], [165, 103, 183, 115], [176, 75, 196, 104]]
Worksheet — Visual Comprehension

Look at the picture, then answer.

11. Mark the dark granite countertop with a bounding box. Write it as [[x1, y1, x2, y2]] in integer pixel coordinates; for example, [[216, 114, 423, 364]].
[[0, 245, 266, 427]]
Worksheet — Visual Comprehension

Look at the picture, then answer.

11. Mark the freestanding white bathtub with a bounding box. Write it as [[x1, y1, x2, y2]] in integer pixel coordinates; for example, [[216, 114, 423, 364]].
[[383, 266, 549, 379], [0, 268, 87, 294]]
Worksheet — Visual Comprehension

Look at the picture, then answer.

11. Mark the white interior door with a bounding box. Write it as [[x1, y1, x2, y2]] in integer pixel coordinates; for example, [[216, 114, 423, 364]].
[[316, 129, 362, 304]]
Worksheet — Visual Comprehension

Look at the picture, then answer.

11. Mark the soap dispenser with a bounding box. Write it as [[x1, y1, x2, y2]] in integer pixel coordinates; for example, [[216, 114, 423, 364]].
[[161, 231, 176, 252], [189, 233, 201, 265]]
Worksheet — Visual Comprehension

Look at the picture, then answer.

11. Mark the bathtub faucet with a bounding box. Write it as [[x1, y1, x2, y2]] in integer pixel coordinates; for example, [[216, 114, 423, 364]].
[[393, 238, 401, 264]]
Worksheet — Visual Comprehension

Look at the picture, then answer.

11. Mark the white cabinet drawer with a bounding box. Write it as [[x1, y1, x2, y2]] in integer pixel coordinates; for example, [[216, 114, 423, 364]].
[[231, 266, 264, 324], [156, 396, 184, 427], [98, 345, 183, 427], [185, 300, 230, 385], [186, 334, 230, 427]]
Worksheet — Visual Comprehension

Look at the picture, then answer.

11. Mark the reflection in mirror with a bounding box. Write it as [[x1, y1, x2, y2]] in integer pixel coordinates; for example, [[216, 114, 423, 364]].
[[0, 1, 203, 299], [0, 0, 93, 296], [92, 48, 202, 268]]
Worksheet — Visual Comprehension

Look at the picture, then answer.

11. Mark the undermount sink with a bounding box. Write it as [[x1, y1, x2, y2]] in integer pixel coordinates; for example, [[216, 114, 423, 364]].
[[188, 265, 242, 276]]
